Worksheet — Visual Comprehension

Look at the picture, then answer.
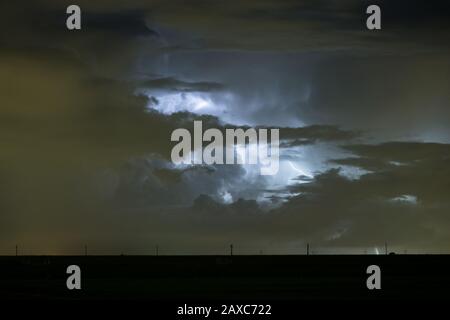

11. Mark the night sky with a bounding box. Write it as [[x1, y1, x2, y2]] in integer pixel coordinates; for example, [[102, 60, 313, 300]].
[[1, 0, 450, 254]]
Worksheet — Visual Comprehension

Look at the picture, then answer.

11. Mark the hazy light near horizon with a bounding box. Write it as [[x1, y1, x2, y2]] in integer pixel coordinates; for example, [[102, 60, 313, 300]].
[[142, 90, 229, 118]]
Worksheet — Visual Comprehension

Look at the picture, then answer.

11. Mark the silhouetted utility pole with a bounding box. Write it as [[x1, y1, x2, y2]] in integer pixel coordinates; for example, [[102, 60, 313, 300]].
[[15, 245, 18, 257], [230, 244, 233, 256], [306, 243, 310, 256], [156, 245, 159, 256]]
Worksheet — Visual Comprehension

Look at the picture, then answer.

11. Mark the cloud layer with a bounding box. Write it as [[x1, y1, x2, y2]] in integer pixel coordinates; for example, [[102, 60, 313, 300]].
[[0, 0, 449, 254]]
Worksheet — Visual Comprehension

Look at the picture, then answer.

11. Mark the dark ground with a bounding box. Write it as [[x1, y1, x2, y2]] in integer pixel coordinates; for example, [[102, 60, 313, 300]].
[[0, 255, 449, 301]]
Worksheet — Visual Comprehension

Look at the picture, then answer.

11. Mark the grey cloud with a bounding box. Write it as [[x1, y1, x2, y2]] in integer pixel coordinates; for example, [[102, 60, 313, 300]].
[[327, 142, 450, 205], [279, 125, 361, 147], [329, 157, 393, 172], [341, 142, 450, 163], [147, 0, 450, 53], [138, 77, 226, 92]]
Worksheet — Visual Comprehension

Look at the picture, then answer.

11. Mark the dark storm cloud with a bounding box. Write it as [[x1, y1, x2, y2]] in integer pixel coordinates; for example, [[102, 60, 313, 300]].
[[329, 157, 393, 172], [138, 77, 226, 92], [0, 48, 169, 249], [172, 140, 449, 251], [96, 139, 450, 253], [0, 1, 164, 82], [327, 142, 450, 204], [148, 0, 450, 53], [111, 157, 253, 209], [0, 2, 157, 50], [93, 121, 360, 214], [1, 0, 449, 254], [271, 168, 438, 250], [99, 144, 450, 253], [301, 53, 450, 139], [6, 0, 448, 54], [342, 142, 450, 163], [285, 146, 450, 248], [4, 0, 447, 132], [172, 139, 450, 251], [280, 125, 361, 147], [329, 142, 450, 171], [83, 11, 156, 36]]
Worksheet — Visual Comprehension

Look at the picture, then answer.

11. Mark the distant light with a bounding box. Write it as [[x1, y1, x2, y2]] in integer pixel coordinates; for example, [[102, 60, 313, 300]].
[[389, 161, 407, 166], [288, 161, 311, 178], [221, 191, 233, 204], [389, 194, 418, 205], [143, 91, 225, 116]]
